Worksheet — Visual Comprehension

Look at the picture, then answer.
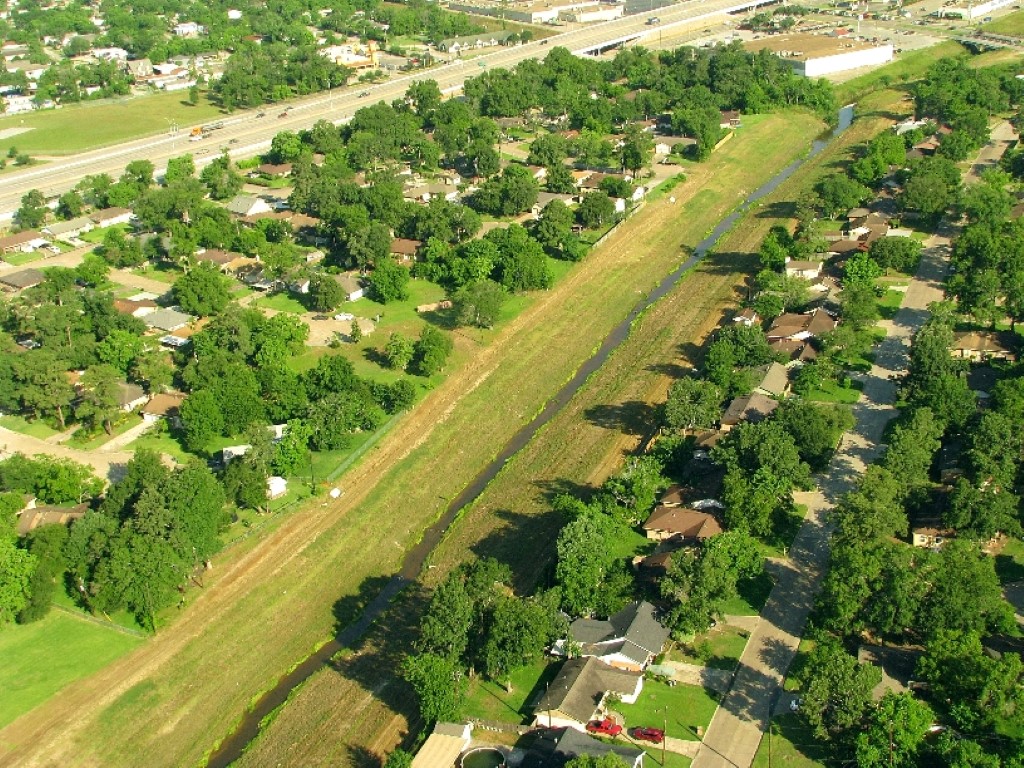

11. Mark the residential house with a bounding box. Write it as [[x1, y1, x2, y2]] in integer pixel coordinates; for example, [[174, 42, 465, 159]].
[[255, 162, 292, 178], [125, 58, 154, 80], [333, 273, 366, 301], [523, 727, 643, 768], [720, 392, 779, 430], [733, 308, 760, 327], [828, 239, 866, 257], [237, 265, 276, 290], [222, 444, 252, 463], [950, 331, 1017, 363], [0, 268, 45, 292], [193, 248, 245, 270], [532, 657, 643, 729], [410, 723, 472, 768], [560, 601, 670, 672], [266, 476, 288, 499], [770, 338, 818, 365], [43, 216, 94, 241], [533, 192, 577, 216], [89, 207, 133, 228], [527, 165, 548, 182], [141, 392, 186, 427], [642, 506, 723, 543], [117, 382, 148, 412], [784, 258, 823, 280], [173, 21, 204, 37], [113, 298, 158, 317], [857, 645, 923, 700], [910, 514, 954, 549], [752, 361, 790, 398], [0, 230, 48, 255], [719, 110, 742, 129], [390, 237, 421, 263], [436, 31, 515, 54], [16, 503, 89, 536], [225, 194, 273, 218], [766, 308, 837, 342], [403, 183, 459, 204], [144, 307, 193, 332]]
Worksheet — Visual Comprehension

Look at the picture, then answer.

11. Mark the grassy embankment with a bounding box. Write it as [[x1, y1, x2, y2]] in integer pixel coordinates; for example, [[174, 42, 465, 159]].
[[236, 101, 904, 766]]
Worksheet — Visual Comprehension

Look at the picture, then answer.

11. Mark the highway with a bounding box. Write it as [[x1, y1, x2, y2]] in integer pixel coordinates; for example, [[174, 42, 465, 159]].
[[0, 0, 765, 219]]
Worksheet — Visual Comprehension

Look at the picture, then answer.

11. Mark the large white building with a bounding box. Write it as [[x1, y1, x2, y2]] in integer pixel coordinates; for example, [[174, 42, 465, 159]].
[[938, 0, 1014, 19], [748, 34, 894, 78]]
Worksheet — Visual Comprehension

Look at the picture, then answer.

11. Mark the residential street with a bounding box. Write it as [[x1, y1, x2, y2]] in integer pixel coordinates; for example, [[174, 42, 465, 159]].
[[691, 224, 951, 768], [687, 117, 1018, 767]]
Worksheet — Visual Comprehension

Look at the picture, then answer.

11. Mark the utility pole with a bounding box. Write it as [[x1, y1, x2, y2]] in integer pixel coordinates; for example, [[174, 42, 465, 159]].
[[889, 719, 895, 768]]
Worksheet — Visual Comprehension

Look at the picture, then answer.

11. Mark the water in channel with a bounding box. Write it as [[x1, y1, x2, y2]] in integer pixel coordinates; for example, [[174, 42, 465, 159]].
[[205, 104, 854, 768]]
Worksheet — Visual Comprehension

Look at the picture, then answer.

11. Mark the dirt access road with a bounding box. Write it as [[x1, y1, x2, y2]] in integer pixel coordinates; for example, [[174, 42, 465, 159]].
[[0, 114, 824, 768]]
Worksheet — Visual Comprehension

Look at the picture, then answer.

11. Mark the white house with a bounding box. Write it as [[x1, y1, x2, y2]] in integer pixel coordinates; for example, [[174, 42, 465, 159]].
[[173, 21, 204, 37]]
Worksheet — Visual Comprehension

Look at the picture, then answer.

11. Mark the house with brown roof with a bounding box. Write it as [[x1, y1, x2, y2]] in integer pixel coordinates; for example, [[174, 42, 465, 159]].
[[951, 331, 1017, 363], [193, 248, 245, 270], [752, 361, 790, 398], [390, 237, 421, 263], [89, 207, 133, 228], [113, 298, 158, 317], [0, 268, 45, 292], [720, 392, 779, 430], [255, 162, 292, 177], [770, 338, 818, 365], [0, 230, 47, 255], [719, 110, 741, 129], [410, 723, 472, 768], [16, 503, 89, 536], [910, 515, 954, 549], [767, 308, 837, 342], [141, 392, 186, 426], [532, 657, 643, 730], [642, 506, 723, 543], [733, 308, 760, 327]]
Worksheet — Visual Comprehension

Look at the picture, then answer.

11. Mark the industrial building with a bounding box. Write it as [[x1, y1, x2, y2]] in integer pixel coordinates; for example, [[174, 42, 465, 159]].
[[746, 33, 894, 78]]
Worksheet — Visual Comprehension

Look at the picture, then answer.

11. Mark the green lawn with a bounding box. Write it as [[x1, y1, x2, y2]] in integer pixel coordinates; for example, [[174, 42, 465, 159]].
[[67, 414, 142, 450], [3, 250, 45, 266], [751, 715, 828, 768], [720, 570, 775, 616], [461, 658, 560, 724], [0, 414, 61, 440], [130, 426, 194, 464], [981, 10, 1024, 35], [256, 292, 309, 314], [995, 536, 1024, 584], [667, 624, 751, 672], [0, 91, 224, 156], [0, 611, 142, 729], [877, 288, 904, 320], [615, 680, 720, 741], [131, 263, 180, 284], [803, 379, 864, 405], [834, 41, 966, 104]]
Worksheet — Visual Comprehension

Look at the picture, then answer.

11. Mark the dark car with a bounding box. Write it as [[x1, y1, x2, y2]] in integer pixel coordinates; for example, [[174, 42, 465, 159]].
[[278, 111, 289, 118], [540, 39, 549, 44], [256, 111, 266, 118], [629, 727, 665, 744], [586, 719, 622, 737]]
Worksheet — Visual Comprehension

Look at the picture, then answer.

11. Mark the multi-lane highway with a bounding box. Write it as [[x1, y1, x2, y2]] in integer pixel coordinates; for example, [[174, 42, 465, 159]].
[[0, 0, 765, 218]]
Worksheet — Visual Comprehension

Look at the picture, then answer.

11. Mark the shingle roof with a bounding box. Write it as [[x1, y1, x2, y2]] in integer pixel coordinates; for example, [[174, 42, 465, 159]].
[[568, 601, 670, 666], [642, 507, 723, 541], [0, 268, 45, 289], [533, 657, 641, 722], [721, 392, 779, 426], [524, 727, 642, 768]]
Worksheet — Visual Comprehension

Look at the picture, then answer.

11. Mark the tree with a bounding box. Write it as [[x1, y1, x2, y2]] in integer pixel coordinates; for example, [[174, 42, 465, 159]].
[[663, 377, 721, 432], [174, 263, 231, 316], [555, 510, 608, 617], [200, 153, 244, 200], [96, 329, 144, 374], [179, 390, 224, 452], [774, 399, 853, 472], [843, 251, 883, 288], [869, 236, 922, 273], [368, 258, 410, 304], [384, 751, 413, 768], [453, 279, 507, 328], [16, 351, 75, 429], [384, 333, 415, 371], [418, 571, 475, 660], [534, 200, 574, 254], [815, 175, 870, 219], [483, 595, 558, 681], [799, 636, 882, 740], [18, 523, 68, 623], [164, 154, 195, 185], [76, 364, 123, 435], [75, 253, 110, 288], [0, 537, 36, 626], [411, 327, 453, 377], [56, 190, 84, 220], [15, 189, 47, 230], [854, 693, 934, 768], [600, 456, 665, 525], [578, 192, 616, 229], [308, 274, 346, 312], [661, 530, 763, 635], [402, 652, 466, 725]]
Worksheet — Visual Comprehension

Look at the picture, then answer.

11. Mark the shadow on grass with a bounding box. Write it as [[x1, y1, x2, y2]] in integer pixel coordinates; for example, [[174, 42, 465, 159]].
[[737, 569, 775, 613], [583, 400, 661, 437], [346, 745, 384, 768], [469, 507, 564, 594]]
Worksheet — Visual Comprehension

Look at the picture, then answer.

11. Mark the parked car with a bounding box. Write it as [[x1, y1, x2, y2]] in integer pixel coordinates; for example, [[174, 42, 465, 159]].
[[334, 312, 355, 321], [629, 727, 665, 744], [586, 719, 622, 737], [278, 112, 289, 118], [790, 697, 803, 712]]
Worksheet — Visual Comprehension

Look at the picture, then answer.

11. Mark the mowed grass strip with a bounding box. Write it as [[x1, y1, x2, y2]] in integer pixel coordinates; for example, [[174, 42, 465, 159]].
[[0, 91, 223, 156], [0, 611, 142, 729], [0, 112, 822, 768]]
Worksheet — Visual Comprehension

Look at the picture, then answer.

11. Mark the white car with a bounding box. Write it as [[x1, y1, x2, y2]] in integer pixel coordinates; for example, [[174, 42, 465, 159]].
[[334, 312, 355, 321]]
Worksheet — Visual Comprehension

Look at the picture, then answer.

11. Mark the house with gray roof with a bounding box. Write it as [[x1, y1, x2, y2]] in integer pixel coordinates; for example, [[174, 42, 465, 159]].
[[523, 727, 643, 768], [0, 268, 45, 292], [143, 307, 193, 332], [558, 601, 670, 672], [532, 657, 643, 730], [43, 216, 94, 240]]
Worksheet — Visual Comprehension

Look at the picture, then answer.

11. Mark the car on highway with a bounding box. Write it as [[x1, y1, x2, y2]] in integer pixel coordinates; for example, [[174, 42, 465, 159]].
[[334, 312, 355, 321], [278, 112, 289, 118], [586, 719, 622, 737], [629, 727, 665, 744], [359, 90, 370, 97], [647, 16, 660, 24], [256, 111, 266, 118], [540, 39, 549, 44]]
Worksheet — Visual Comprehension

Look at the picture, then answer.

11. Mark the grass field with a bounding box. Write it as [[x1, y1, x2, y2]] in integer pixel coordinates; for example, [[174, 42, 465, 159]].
[[750, 715, 828, 768], [668, 624, 751, 671], [0, 414, 60, 440], [0, 91, 224, 156], [461, 658, 559, 724], [802, 379, 865, 404], [981, 10, 1024, 35], [0, 611, 142, 729], [616, 680, 720, 741]]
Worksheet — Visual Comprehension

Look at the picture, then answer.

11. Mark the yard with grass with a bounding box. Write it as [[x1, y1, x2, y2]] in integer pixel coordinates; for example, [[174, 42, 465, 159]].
[[802, 379, 865, 405], [877, 287, 905, 320], [0, 611, 142, 729], [66, 415, 142, 450], [995, 536, 1024, 584], [981, 10, 1024, 36], [666, 624, 751, 671], [750, 715, 827, 768], [3, 250, 45, 266], [461, 658, 559, 724], [616, 680, 719, 741], [0, 91, 224, 156], [0, 414, 61, 440]]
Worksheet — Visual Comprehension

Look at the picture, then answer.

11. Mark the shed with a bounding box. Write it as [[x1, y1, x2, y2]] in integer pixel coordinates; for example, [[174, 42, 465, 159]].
[[410, 723, 472, 768], [266, 476, 288, 499]]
